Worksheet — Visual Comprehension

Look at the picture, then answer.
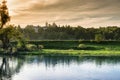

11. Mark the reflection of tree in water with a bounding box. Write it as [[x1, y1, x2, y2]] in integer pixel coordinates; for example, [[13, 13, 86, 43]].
[[24, 56, 120, 68], [0, 57, 24, 80], [45, 56, 120, 67], [82, 56, 120, 66], [0, 58, 11, 80], [25, 56, 81, 67], [0, 56, 120, 79]]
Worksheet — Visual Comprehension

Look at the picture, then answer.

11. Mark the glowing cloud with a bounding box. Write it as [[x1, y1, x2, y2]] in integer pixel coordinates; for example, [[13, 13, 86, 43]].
[[6, 0, 120, 27]]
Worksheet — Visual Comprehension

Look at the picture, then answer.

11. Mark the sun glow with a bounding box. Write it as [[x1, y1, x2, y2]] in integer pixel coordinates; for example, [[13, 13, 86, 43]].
[[6, 0, 16, 16]]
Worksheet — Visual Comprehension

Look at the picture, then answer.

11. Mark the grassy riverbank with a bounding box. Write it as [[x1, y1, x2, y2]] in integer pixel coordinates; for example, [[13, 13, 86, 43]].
[[13, 40, 120, 56], [16, 49, 120, 56]]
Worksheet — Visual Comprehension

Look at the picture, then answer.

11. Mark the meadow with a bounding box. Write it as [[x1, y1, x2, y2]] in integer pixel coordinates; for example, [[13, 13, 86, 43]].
[[16, 40, 120, 56]]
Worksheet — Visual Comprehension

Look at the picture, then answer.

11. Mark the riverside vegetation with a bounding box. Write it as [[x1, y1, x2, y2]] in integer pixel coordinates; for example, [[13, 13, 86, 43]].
[[5, 40, 120, 56], [0, 1, 120, 56]]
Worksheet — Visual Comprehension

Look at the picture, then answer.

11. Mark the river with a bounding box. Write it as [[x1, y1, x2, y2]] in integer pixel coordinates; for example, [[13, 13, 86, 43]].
[[0, 56, 120, 80]]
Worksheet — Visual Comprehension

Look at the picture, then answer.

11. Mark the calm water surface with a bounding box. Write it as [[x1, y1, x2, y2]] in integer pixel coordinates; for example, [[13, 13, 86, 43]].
[[0, 56, 120, 80]]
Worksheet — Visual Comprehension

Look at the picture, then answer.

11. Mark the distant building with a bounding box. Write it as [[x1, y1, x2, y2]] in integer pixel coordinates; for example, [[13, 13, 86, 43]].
[[34, 26, 39, 33]]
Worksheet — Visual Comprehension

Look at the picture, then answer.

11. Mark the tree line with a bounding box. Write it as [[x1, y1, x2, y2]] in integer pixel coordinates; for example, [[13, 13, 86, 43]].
[[17, 23, 120, 41]]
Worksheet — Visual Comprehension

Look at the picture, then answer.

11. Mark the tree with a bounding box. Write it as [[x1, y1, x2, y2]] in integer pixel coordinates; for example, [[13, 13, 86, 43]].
[[0, 1, 22, 53], [0, 25, 22, 53], [95, 34, 104, 43], [0, 0, 10, 29]]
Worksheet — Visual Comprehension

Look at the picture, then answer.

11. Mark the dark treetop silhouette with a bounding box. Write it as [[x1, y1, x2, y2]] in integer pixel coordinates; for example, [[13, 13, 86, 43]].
[[0, 0, 22, 54], [0, 0, 10, 29]]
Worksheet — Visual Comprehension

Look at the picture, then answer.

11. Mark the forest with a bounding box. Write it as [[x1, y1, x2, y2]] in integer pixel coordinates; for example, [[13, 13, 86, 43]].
[[18, 23, 120, 41]]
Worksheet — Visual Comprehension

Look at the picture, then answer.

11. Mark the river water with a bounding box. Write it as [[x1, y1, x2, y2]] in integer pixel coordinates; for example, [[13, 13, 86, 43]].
[[0, 56, 120, 80]]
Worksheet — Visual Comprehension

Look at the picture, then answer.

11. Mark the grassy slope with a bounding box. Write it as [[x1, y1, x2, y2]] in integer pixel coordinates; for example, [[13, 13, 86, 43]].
[[18, 49, 120, 56], [18, 41, 120, 56]]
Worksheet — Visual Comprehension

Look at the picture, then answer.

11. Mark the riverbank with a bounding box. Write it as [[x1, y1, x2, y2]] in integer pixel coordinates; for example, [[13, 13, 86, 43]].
[[1, 40, 120, 56], [1, 49, 120, 56], [15, 49, 120, 56]]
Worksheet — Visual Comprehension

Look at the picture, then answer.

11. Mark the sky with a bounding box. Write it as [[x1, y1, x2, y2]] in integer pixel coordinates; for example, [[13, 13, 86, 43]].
[[5, 0, 120, 27]]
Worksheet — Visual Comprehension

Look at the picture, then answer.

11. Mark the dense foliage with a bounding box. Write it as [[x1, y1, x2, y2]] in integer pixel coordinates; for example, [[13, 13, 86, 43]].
[[18, 23, 120, 40], [0, 1, 22, 53]]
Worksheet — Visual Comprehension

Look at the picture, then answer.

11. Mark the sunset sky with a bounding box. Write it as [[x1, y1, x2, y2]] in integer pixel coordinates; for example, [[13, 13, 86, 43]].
[[6, 0, 120, 27]]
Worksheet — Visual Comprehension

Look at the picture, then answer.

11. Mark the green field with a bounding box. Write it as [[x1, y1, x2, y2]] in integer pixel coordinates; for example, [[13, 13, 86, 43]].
[[15, 40, 120, 56]]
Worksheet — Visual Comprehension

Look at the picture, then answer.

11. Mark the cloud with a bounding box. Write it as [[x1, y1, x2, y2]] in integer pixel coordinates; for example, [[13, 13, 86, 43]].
[[7, 0, 120, 27]]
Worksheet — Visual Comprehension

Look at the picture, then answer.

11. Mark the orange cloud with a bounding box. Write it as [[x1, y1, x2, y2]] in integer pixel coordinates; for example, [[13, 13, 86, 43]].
[[6, 0, 120, 27]]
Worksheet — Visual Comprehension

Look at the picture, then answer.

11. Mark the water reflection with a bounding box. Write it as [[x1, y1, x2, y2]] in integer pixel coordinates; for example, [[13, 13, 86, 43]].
[[0, 56, 24, 80], [24, 56, 120, 67], [0, 56, 120, 80]]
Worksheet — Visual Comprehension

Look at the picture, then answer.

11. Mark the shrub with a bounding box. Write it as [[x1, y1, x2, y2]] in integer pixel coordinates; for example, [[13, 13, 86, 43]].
[[78, 44, 87, 49], [26, 44, 37, 51], [95, 34, 104, 43], [78, 44, 99, 50], [38, 45, 44, 49], [17, 39, 27, 51]]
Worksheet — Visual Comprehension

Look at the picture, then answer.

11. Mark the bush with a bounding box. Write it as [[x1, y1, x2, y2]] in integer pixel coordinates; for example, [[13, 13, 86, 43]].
[[17, 39, 27, 51], [95, 34, 104, 43], [78, 44, 87, 49], [38, 45, 44, 49], [26, 44, 37, 51], [26, 44, 44, 51], [78, 44, 99, 50]]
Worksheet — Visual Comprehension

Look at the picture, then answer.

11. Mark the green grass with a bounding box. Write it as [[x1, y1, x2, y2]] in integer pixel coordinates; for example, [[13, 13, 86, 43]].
[[5, 40, 120, 56], [16, 49, 120, 56], [17, 47, 120, 56], [42, 49, 120, 56]]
